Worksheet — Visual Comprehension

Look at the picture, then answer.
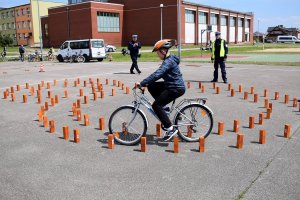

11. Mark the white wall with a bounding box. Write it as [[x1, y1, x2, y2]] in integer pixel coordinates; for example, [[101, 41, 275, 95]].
[[238, 27, 243, 42], [210, 25, 218, 41], [230, 27, 235, 42], [221, 26, 227, 41], [185, 23, 195, 43], [198, 24, 207, 43]]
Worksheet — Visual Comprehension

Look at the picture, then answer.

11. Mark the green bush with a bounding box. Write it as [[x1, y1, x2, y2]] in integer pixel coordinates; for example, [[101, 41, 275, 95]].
[[0, 33, 14, 47]]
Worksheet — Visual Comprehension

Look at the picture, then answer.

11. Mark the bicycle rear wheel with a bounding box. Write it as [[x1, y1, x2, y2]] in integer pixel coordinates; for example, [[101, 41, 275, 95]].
[[175, 104, 213, 142], [108, 106, 147, 145]]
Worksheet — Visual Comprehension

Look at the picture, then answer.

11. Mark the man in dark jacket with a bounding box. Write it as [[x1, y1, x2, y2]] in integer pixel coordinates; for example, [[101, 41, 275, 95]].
[[128, 35, 141, 74], [19, 45, 25, 62], [211, 32, 229, 83]]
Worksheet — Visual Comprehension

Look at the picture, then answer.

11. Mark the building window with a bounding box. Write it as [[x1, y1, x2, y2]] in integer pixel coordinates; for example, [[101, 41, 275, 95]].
[[12, 34, 16, 40], [230, 17, 236, 27], [210, 14, 218, 25], [185, 10, 195, 23], [245, 19, 250, 28], [16, 9, 20, 16], [1, 13, 4, 19], [12, 22, 15, 29], [6, 11, 9, 18], [19, 33, 22, 39], [198, 12, 207, 24], [27, 8, 31, 17], [17, 22, 20, 29], [7, 23, 10, 29], [24, 34, 27, 40], [11, 10, 15, 17], [97, 12, 120, 32], [221, 16, 227, 26], [22, 21, 26, 28], [44, 24, 49, 37], [22, 9, 26, 16], [238, 18, 243, 27], [28, 21, 31, 30]]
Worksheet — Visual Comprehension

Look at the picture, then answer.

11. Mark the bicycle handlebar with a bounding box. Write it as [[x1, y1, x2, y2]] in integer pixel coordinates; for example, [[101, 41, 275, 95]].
[[132, 85, 145, 94]]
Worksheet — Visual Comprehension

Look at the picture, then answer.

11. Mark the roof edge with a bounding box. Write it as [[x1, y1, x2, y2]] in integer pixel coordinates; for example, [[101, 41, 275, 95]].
[[182, 1, 254, 16]]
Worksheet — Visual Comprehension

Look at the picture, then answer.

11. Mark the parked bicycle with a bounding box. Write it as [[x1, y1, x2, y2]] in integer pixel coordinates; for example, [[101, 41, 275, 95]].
[[63, 51, 85, 63], [108, 87, 214, 145], [73, 51, 85, 63], [28, 53, 42, 62], [47, 52, 55, 61]]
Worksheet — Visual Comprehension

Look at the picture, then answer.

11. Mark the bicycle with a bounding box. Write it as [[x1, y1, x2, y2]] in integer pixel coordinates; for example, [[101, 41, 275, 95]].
[[108, 87, 214, 145], [73, 51, 85, 63], [47, 53, 55, 61]]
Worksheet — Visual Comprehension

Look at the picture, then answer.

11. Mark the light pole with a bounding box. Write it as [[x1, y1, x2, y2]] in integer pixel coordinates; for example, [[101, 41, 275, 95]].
[[37, 0, 43, 61], [200, 29, 206, 57], [177, 0, 181, 60], [66, 7, 70, 37], [160, 4, 164, 40]]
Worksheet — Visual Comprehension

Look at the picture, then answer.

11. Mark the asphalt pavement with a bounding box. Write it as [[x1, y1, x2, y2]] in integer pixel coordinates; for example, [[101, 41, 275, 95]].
[[0, 60, 299, 200]]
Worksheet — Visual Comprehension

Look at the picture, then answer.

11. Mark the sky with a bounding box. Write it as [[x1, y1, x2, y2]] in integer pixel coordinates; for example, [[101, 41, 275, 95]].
[[1, 0, 299, 33]]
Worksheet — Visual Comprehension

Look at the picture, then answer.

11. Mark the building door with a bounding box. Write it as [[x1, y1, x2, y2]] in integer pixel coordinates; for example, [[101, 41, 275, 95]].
[[185, 10, 195, 44], [245, 33, 249, 42]]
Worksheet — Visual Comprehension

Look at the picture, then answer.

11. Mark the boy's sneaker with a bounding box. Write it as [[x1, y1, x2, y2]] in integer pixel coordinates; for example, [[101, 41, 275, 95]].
[[163, 128, 178, 142]]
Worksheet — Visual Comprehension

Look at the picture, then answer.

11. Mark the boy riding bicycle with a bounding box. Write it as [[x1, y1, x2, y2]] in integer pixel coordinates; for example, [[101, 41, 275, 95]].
[[136, 39, 185, 141]]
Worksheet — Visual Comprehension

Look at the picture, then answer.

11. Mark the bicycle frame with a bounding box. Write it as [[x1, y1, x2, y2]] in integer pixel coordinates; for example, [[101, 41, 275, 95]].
[[132, 88, 212, 128]]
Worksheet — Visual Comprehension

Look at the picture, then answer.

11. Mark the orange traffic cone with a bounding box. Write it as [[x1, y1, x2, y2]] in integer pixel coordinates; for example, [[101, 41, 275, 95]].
[[39, 63, 45, 72]]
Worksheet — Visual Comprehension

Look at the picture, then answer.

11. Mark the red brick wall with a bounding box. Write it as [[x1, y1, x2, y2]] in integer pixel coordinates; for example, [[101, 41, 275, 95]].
[[90, 2, 124, 46], [43, 2, 123, 47], [122, 0, 178, 46], [15, 4, 34, 46]]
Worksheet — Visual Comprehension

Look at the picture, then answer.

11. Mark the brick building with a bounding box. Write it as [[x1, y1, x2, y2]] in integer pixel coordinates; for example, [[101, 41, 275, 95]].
[[41, 0, 254, 47], [0, 1, 65, 47], [266, 25, 300, 42]]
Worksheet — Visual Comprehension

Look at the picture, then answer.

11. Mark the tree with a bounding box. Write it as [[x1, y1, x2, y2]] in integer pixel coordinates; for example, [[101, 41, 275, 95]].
[[0, 33, 14, 47]]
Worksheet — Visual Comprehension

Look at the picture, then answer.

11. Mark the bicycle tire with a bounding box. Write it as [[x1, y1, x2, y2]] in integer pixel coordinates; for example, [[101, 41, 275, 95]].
[[77, 55, 85, 63], [175, 104, 213, 142], [108, 105, 148, 145]]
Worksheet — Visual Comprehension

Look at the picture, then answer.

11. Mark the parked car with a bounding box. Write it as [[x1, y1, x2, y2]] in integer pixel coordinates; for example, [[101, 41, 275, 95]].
[[105, 45, 117, 52], [276, 36, 300, 43], [264, 38, 274, 43], [57, 39, 106, 62]]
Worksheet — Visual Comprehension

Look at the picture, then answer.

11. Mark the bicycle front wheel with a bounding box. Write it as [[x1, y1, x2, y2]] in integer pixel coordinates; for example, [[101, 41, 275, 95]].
[[108, 106, 147, 145], [77, 55, 85, 63], [175, 104, 213, 142]]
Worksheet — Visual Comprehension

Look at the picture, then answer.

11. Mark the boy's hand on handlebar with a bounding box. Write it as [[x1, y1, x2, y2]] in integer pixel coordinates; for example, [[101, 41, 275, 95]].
[[135, 82, 145, 91]]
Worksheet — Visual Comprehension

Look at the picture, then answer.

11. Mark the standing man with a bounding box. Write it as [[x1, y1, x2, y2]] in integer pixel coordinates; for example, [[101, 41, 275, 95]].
[[19, 45, 25, 62], [128, 34, 142, 74], [211, 32, 228, 83]]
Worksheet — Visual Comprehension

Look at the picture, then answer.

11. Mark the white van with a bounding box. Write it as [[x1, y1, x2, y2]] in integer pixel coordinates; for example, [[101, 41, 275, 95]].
[[276, 36, 300, 43], [57, 39, 106, 62]]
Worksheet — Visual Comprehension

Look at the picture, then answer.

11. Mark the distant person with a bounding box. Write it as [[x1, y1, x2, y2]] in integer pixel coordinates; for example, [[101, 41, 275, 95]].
[[211, 32, 228, 83], [19, 45, 25, 62], [1, 47, 7, 61], [48, 47, 54, 56], [128, 34, 142, 74]]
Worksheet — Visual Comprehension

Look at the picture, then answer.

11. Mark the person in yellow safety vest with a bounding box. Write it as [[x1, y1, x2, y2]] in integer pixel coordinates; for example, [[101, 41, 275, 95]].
[[211, 31, 228, 84]]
